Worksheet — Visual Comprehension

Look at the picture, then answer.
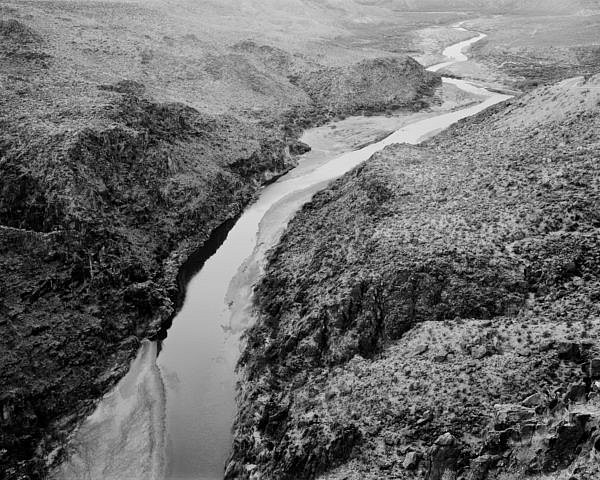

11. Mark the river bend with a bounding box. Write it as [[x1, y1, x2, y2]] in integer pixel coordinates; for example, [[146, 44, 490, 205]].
[[53, 28, 512, 480]]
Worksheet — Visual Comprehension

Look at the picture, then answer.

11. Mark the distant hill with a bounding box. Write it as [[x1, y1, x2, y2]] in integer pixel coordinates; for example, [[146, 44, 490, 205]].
[[365, 0, 591, 13]]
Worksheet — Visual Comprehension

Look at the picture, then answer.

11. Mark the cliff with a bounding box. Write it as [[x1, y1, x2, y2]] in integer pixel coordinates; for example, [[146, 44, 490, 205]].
[[0, 87, 296, 478]]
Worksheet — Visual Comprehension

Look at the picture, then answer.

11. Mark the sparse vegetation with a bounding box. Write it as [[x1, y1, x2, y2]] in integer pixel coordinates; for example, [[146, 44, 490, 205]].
[[230, 74, 600, 479], [1, 1, 599, 479], [0, 1, 445, 478]]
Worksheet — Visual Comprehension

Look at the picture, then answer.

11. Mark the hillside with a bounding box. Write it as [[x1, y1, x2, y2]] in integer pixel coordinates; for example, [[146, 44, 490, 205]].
[[231, 75, 600, 479], [362, 0, 592, 14]]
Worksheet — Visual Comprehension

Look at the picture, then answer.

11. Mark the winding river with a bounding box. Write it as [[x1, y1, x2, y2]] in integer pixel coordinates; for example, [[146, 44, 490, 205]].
[[53, 29, 512, 480]]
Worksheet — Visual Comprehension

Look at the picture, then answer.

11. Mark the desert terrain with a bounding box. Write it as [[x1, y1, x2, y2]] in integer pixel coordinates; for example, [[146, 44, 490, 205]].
[[1, 1, 599, 479], [234, 74, 600, 479]]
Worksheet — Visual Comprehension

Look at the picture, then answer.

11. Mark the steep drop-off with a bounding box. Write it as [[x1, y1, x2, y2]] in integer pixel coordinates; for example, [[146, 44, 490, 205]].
[[232, 75, 600, 479]]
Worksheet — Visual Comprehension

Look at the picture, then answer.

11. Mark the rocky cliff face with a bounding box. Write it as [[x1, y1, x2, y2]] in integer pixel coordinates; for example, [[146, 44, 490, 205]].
[[230, 74, 600, 479]]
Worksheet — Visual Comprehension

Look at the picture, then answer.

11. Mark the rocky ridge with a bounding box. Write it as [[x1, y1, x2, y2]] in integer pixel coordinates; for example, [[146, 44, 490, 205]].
[[230, 74, 600, 479], [294, 57, 439, 116]]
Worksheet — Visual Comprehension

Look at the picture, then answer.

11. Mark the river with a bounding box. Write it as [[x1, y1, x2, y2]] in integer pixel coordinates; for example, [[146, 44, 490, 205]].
[[52, 29, 511, 480]]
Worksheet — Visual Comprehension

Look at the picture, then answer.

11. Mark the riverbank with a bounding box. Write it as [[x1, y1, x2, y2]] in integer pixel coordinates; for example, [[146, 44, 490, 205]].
[[0, 81, 439, 480], [0, 91, 296, 479], [50, 71, 485, 480], [232, 70, 600, 479]]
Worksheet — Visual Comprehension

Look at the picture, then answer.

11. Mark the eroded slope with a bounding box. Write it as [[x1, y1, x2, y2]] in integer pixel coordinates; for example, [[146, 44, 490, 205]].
[[232, 75, 600, 479]]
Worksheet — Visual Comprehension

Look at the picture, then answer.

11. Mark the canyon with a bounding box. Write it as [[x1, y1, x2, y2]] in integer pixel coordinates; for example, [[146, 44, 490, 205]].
[[1, 1, 599, 479]]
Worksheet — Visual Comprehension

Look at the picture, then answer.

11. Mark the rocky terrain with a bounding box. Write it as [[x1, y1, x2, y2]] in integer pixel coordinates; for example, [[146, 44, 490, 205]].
[[0, 84, 296, 479], [230, 74, 600, 479], [295, 57, 438, 116], [0, 2, 444, 478], [2, 0, 599, 478]]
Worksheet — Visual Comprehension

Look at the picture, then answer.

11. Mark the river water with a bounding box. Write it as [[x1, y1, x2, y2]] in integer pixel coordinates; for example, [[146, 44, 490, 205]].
[[53, 30, 511, 480]]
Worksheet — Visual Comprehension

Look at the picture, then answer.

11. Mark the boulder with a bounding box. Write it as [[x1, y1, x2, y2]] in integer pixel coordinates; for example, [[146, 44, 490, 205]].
[[557, 342, 583, 362], [493, 404, 535, 431], [521, 392, 545, 408], [417, 410, 434, 426], [403, 451, 421, 470], [288, 140, 311, 156], [426, 433, 461, 480], [436, 433, 457, 447], [433, 352, 448, 363], [562, 382, 587, 404]]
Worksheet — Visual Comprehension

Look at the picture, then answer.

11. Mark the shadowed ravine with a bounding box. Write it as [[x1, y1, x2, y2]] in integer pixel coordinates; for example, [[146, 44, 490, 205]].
[[52, 29, 512, 480]]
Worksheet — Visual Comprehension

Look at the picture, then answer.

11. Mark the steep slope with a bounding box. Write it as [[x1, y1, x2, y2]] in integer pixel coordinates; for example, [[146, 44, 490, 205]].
[[232, 75, 600, 479], [0, 87, 296, 480], [295, 57, 439, 115]]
